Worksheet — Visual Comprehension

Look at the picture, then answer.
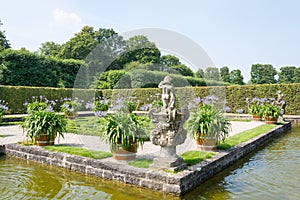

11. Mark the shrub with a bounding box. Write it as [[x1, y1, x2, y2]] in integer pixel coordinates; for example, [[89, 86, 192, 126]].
[[0, 49, 84, 88]]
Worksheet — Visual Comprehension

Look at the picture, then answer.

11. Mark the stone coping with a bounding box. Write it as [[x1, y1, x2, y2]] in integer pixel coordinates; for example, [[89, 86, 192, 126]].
[[1, 122, 292, 196]]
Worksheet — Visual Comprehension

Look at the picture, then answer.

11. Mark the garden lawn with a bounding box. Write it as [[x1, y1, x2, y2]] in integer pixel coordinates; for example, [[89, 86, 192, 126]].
[[180, 150, 216, 166], [217, 124, 277, 150], [44, 145, 112, 159], [66, 116, 102, 136], [128, 151, 217, 168], [128, 158, 153, 168], [66, 115, 152, 139]]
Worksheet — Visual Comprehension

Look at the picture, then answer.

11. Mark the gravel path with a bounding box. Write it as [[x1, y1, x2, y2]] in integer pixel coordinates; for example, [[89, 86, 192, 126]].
[[0, 121, 264, 156]]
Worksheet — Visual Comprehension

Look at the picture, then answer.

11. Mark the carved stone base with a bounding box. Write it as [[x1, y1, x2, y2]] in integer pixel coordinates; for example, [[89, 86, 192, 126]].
[[150, 146, 187, 171]]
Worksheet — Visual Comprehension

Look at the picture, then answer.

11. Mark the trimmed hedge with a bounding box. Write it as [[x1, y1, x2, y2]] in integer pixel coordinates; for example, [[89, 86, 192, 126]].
[[97, 69, 228, 89], [0, 49, 84, 88], [0, 83, 299, 115]]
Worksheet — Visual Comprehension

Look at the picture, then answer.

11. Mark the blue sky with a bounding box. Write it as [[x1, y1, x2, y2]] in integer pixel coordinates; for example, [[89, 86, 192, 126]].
[[1, 0, 300, 81]]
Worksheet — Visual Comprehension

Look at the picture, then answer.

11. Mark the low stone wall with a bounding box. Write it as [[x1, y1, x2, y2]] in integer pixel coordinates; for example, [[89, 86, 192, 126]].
[[3, 122, 292, 196]]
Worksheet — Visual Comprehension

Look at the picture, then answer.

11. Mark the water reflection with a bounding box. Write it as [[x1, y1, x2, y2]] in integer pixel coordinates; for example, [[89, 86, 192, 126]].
[[183, 125, 300, 200], [0, 156, 176, 200]]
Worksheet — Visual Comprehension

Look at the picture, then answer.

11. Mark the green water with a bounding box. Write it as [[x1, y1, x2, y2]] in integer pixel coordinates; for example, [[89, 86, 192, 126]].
[[0, 125, 299, 199], [0, 156, 176, 200]]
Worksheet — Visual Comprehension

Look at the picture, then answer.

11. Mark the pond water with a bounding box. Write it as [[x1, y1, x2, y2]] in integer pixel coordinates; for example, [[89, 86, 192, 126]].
[[0, 125, 299, 199]]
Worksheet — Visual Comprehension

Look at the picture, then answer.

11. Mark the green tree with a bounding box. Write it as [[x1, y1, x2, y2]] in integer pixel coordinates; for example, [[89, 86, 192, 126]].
[[160, 55, 180, 67], [250, 64, 277, 84], [229, 69, 244, 85], [0, 20, 10, 51], [204, 67, 220, 81], [39, 41, 61, 57], [195, 68, 204, 78], [170, 64, 194, 76], [293, 67, 300, 83], [278, 66, 296, 83], [124, 35, 161, 64], [59, 26, 98, 60], [96, 28, 126, 70], [220, 66, 230, 83]]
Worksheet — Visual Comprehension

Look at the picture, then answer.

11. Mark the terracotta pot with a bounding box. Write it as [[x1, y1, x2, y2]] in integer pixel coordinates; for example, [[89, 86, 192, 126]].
[[111, 140, 137, 160], [36, 134, 55, 146], [252, 115, 262, 121], [265, 117, 277, 124], [196, 133, 218, 151], [67, 112, 77, 120]]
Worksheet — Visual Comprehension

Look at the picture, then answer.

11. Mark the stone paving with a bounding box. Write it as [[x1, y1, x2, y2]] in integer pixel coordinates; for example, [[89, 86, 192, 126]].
[[0, 121, 265, 157]]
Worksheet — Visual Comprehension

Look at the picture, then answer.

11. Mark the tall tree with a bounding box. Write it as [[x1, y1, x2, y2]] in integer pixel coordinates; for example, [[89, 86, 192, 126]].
[[160, 55, 180, 67], [97, 28, 126, 70], [39, 41, 61, 57], [0, 20, 10, 51], [204, 67, 220, 81], [220, 66, 230, 83], [293, 67, 300, 83], [278, 66, 296, 83], [170, 64, 194, 76], [124, 35, 161, 64], [250, 64, 277, 84], [58, 26, 98, 60], [195, 68, 204, 78], [229, 69, 244, 85]]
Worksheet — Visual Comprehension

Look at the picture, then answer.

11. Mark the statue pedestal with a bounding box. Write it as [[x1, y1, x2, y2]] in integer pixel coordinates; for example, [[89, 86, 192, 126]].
[[151, 146, 187, 172]]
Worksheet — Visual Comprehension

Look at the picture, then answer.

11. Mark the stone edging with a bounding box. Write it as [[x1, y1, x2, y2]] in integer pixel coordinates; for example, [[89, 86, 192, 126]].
[[2, 122, 292, 196]]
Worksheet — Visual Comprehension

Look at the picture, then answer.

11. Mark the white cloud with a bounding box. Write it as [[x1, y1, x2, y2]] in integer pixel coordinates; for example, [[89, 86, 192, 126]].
[[52, 8, 82, 24]]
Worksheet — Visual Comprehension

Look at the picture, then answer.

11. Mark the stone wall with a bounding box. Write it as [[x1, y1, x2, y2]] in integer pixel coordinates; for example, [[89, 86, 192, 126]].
[[3, 122, 292, 196]]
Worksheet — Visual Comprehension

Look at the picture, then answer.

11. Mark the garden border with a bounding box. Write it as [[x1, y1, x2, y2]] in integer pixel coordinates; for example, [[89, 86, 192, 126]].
[[2, 122, 292, 196]]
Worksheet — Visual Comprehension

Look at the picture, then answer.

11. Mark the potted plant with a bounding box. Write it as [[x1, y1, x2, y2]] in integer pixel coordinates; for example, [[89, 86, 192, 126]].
[[262, 103, 280, 124], [185, 103, 231, 151], [247, 97, 264, 121], [100, 112, 147, 160], [61, 100, 82, 119], [24, 102, 67, 146], [94, 98, 109, 112]]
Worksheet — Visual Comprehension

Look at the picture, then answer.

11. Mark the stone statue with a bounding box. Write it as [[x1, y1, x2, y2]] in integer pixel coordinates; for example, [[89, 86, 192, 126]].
[[273, 91, 286, 122], [158, 76, 176, 122], [148, 76, 189, 171]]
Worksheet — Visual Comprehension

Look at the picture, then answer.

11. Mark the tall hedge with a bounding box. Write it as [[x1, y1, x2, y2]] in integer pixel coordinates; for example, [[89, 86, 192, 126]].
[[0, 49, 84, 88], [0, 83, 299, 115], [97, 69, 228, 89]]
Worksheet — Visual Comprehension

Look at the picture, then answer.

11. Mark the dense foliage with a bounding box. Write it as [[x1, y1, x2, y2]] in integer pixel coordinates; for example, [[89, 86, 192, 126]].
[[1, 83, 299, 115], [0, 49, 84, 87], [0, 20, 10, 51]]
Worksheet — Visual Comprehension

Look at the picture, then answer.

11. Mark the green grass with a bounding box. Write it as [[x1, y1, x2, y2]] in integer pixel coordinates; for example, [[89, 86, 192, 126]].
[[180, 150, 216, 166], [227, 118, 251, 122], [44, 145, 112, 159], [127, 151, 216, 168], [128, 158, 153, 168], [217, 124, 277, 150], [66, 116, 103, 136], [66, 115, 152, 140]]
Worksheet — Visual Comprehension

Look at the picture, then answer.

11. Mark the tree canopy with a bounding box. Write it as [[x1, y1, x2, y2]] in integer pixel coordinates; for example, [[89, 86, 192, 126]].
[[278, 66, 296, 84], [220, 66, 230, 83], [250, 64, 277, 84], [204, 67, 220, 81], [0, 20, 10, 51], [229, 69, 244, 85]]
